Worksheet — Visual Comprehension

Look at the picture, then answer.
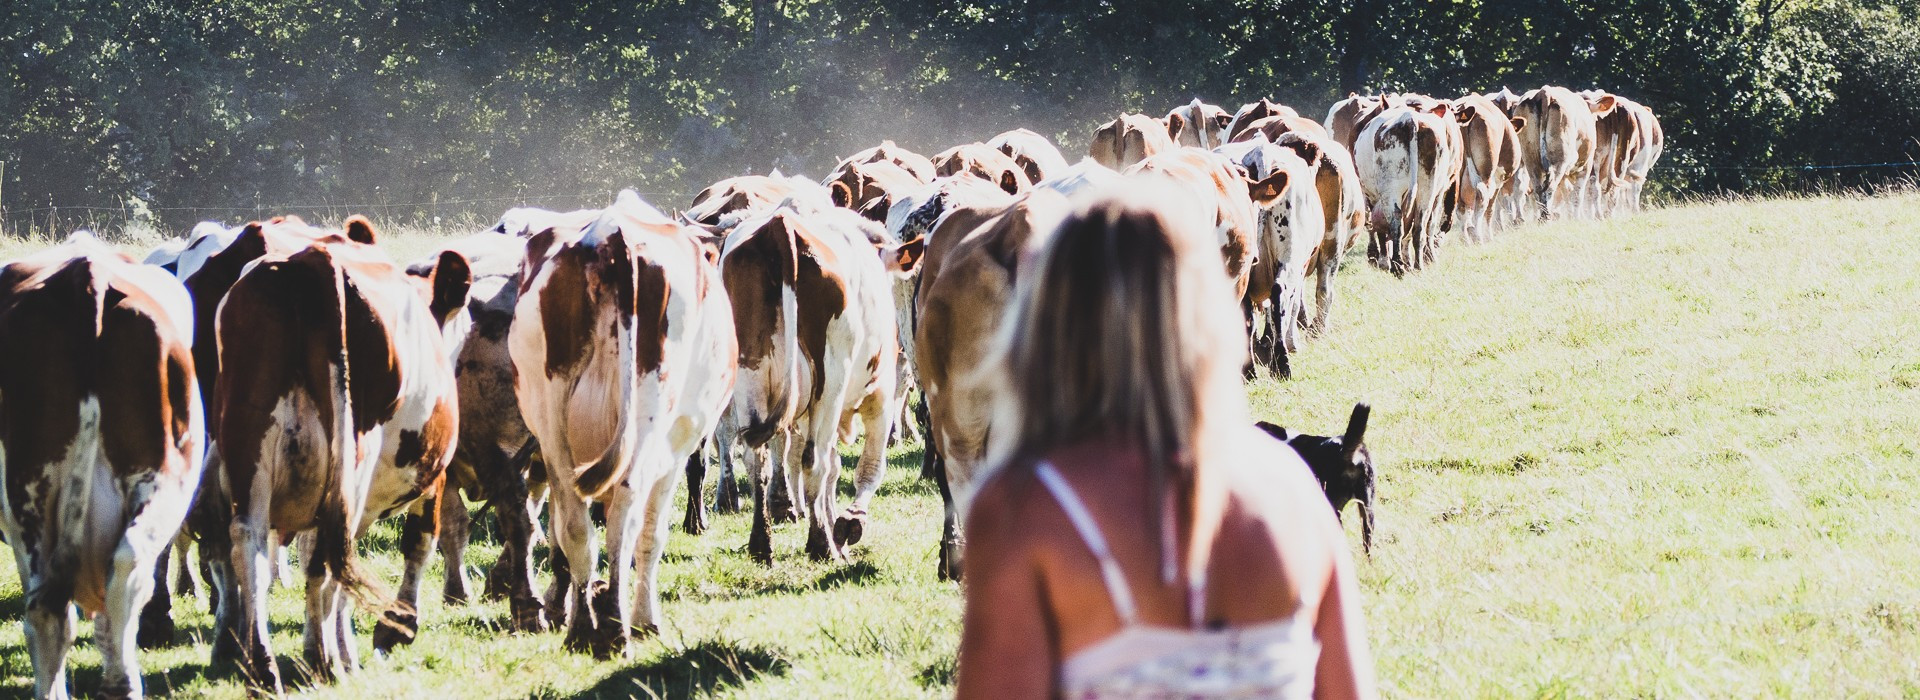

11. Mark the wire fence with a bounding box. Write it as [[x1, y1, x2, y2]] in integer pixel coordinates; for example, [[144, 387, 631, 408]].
[[0, 156, 1914, 241]]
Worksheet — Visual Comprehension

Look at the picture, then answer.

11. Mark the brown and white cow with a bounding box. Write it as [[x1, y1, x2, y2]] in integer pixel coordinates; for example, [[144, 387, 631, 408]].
[[1228, 98, 1302, 142], [1513, 85, 1606, 220], [721, 203, 901, 563], [915, 190, 1072, 579], [510, 191, 735, 657], [834, 140, 938, 183], [0, 235, 205, 700], [211, 216, 472, 690], [1213, 138, 1322, 379], [1356, 105, 1462, 275], [1579, 90, 1660, 217], [985, 128, 1071, 185], [1616, 97, 1664, 214], [1271, 130, 1366, 333], [1166, 98, 1235, 149], [823, 159, 925, 220], [1449, 94, 1526, 242], [932, 143, 1033, 195], [685, 174, 834, 227], [1324, 93, 1389, 156], [1089, 113, 1178, 170], [1231, 114, 1331, 143], [1124, 148, 1264, 301]]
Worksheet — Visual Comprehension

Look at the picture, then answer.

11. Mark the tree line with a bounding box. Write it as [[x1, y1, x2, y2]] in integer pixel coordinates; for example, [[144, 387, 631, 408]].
[[1, 0, 1915, 233]]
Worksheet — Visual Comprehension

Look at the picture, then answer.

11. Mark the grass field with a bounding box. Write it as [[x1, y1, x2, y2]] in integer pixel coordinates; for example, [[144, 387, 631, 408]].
[[1, 191, 1918, 698]]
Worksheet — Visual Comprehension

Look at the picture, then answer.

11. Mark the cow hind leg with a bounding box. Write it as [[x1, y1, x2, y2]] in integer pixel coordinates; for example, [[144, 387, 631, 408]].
[[490, 470, 546, 632], [681, 448, 708, 535], [136, 541, 176, 650], [230, 518, 281, 692], [549, 490, 600, 654], [630, 468, 681, 642], [836, 396, 894, 548], [934, 457, 964, 582], [746, 439, 776, 564], [376, 491, 440, 654], [591, 484, 644, 659], [438, 487, 473, 605], [802, 435, 846, 563], [24, 589, 77, 700]]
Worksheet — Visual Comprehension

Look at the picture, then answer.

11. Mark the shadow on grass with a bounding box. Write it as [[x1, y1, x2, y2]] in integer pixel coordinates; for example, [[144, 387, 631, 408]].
[[563, 640, 790, 699], [916, 655, 955, 689]]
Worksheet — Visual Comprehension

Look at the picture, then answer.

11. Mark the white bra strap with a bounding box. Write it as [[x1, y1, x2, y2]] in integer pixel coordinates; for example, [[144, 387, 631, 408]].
[[1034, 463, 1139, 625]]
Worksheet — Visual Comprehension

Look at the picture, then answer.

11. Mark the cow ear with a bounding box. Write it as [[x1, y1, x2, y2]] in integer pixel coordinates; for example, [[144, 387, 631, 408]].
[[1455, 103, 1477, 123], [1247, 171, 1291, 206], [699, 240, 721, 266], [1426, 102, 1451, 119], [1165, 113, 1186, 142], [830, 180, 855, 208], [888, 235, 926, 276], [1212, 113, 1233, 131], [429, 250, 473, 325], [1590, 94, 1617, 114], [1510, 115, 1528, 132], [1297, 141, 1323, 167], [344, 215, 378, 245], [998, 170, 1021, 195]]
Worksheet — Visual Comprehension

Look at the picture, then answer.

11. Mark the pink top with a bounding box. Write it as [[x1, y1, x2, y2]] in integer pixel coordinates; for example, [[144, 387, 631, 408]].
[[1035, 462, 1319, 699]]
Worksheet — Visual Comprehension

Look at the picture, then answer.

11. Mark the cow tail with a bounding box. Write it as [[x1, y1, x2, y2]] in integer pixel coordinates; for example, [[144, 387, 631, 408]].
[[46, 261, 111, 604], [309, 259, 385, 608]]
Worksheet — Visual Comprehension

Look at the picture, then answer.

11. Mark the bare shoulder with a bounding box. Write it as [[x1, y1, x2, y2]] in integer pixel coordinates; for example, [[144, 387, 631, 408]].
[[1217, 425, 1332, 516]]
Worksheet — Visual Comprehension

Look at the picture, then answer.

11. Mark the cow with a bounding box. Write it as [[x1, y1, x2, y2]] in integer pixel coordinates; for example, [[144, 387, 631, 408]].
[[1355, 105, 1462, 275], [1513, 85, 1608, 220], [1165, 98, 1234, 149], [397, 230, 550, 633], [509, 190, 735, 658], [1324, 93, 1389, 156], [1227, 98, 1301, 142], [685, 174, 834, 227], [1214, 138, 1322, 379], [209, 215, 472, 690], [1398, 95, 1469, 246], [1124, 148, 1266, 302], [0, 235, 205, 700], [1449, 93, 1526, 242], [1088, 113, 1178, 170], [931, 143, 1032, 195], [720, 203, 901, 564], [985, 128, 1071, 185], [823, 159, 924, 219], [834, 140, 938, 183], [1230, 114, 1331, 143], [1272, 130, 1367, 333], [1615, 97, 1664, 214], [915, 190, 1073, 580]]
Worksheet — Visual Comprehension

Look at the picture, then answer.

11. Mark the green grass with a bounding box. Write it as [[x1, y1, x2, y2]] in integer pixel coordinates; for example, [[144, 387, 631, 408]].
[[1, 191, 1918, 697]]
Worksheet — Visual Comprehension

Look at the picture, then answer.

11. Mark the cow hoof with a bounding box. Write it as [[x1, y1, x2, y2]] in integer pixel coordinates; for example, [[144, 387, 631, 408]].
[[444, 581, 473, 607], [768, 490, 797, 524], [99, 678, 134, 700], [748, 533, 774, 565], [937, 538, 966, 582], [683, 507, 708, 536], [833, 510, 868, 547], [483, 560, 514, 601], [510, 593, 550, 633], [805, 527, 843, 563], [371, 602, 420, 653], [587, 582, 629, 659], [136, 608, 176, 649]]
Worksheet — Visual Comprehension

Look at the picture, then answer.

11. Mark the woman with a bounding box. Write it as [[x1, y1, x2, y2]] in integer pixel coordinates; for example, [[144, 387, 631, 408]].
[[955, 183, 1377, 699]]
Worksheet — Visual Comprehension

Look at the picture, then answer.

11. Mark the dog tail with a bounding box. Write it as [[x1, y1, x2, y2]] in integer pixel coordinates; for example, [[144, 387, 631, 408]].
[[1342, 403, 1370, 459]]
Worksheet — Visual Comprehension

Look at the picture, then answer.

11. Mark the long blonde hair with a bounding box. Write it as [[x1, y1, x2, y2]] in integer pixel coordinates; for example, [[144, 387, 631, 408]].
[[983, 179, 1251, 581]]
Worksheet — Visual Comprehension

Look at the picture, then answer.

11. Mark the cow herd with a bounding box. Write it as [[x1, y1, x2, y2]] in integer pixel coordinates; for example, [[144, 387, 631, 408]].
[[0, 84, 1659, 699]]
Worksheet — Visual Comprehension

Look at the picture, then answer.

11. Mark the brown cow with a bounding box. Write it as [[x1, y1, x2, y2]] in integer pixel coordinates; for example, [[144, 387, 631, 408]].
[[1579, 89, 1649, 218], [1272, 130, 1367, 332], [211, 216, 472, 690], [685, 174, 833, 227], [0, 235, 204, 700], [1089, 113, 1178, 170], [915, 190, 1072, 579], [1450, 94, 1526, 242], [932, 143, 1033, 195], [1124, 148, 1265, 301], [1324, 93, 1389, 156]]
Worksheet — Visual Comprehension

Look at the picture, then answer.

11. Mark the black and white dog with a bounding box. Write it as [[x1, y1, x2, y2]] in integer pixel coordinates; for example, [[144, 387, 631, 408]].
[[1257, 403, 1374, 556]]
